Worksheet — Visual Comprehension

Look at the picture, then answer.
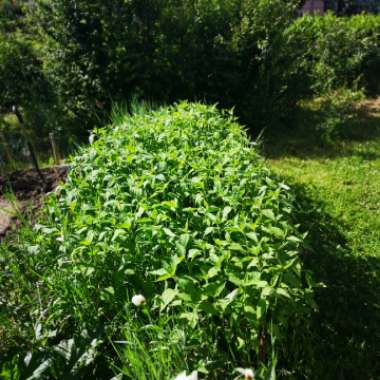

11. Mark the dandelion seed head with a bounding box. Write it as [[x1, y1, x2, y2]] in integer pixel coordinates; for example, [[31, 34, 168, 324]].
[[236, 368, 255, 379], [174, 370, 198, 380], [131, 294, 146, 306]]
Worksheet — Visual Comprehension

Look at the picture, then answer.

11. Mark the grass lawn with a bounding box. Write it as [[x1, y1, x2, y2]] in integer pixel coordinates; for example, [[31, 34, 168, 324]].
[[263, 98, 380, 379]]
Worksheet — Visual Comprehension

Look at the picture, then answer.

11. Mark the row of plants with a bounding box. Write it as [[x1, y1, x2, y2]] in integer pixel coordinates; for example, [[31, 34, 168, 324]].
[[0, 103, 315, 379]]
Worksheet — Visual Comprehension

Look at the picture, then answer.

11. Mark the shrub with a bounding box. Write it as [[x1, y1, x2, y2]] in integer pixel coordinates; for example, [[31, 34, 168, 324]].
[[231, 0, 306, 126], [32, 0, 303, 132], [286, 13, 380, 95], [0, 0, 25, 33], [5, 2, 380, 140], [1, 103, 314, 378]]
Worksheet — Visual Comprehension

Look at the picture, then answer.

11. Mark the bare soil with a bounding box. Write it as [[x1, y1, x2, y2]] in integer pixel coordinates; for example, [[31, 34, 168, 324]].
[[0, 165, 69, 239]]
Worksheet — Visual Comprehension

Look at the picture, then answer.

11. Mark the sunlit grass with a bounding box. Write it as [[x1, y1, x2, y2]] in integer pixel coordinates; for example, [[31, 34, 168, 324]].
[[264, 97, 380, 379]]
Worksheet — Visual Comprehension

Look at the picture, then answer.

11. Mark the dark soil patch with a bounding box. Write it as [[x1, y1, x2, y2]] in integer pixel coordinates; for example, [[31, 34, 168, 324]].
[[0, 165, 69, 200], [0, 165, 69, 239]]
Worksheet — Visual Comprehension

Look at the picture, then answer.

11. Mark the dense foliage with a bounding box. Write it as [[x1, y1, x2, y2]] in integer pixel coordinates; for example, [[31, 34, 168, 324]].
[[0, 103, 314, 378], [30, 2, 380, 135], [283, 12, 380, 139], [0, 0, 24, 32], [1, 1, 379, 378], [287, 13, 380, 94], [1, 1, 379, 143], [0, 0, 60, 166], [32, 0, 304, 131], [0, 38, 51, 116]]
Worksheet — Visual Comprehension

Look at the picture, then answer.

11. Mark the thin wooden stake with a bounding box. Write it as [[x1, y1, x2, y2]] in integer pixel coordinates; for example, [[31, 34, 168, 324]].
[[49, 132, 60, 165]]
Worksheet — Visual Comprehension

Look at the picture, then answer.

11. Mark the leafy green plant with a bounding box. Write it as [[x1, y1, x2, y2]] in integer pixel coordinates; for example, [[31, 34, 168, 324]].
[[0, 32, 61, 169], [0, 37, 51, 116], [0, 102, 314, 378], [1, 1, 379, 141]]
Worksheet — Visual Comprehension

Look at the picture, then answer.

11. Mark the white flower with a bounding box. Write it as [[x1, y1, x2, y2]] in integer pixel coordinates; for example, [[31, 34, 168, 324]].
[[131, 294, 146, 306], [174, 370, 198, 380], [89, 133, 95, 145], [236, 368, 255, 379]]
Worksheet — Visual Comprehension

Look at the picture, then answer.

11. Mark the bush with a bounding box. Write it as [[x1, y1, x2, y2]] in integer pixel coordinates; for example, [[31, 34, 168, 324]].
[[0, 0, 25, 33], [0, 37, 51, 115], [231, 0, 307, 126], [1, 103, 314, 378], [286, 13, 380, 95], [32, 0, 303, 133]]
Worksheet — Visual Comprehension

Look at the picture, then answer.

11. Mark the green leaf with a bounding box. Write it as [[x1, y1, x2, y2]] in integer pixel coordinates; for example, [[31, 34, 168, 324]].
[[188, 249, 202, 260], [246, 232, 259, 242], [160, 288, 178, 311], [53, 338, 75, 361], [163, 227, 176, 238], [176, 234, 190, 255], [262, 209, 276, 221], [276, 288, 291, 298], [204, 281, 226, 297], [256, 299, 267, 321], [204, 227, 214, 236], [267, 226, 284, 238], [218, 288, 239, 311], [229, 242, 244, 251], [104, 286, 115, 296], [222, 206, 232, 221], [150, 268, 171, 282], [26, 359, 53, 380], [199, 301, 218, 315], [179, 311, 199, 328], [206, 266, 220, 279], [228, 273, 243, 286]]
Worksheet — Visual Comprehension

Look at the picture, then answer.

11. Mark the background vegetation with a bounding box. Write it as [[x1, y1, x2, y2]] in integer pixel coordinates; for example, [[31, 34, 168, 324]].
[[1, 0, 380, 166]]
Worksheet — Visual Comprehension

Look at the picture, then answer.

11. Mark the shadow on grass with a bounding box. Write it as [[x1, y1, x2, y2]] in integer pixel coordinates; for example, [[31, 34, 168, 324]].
[[263, 97, 380, 161], [290, 184, 380, 379]]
